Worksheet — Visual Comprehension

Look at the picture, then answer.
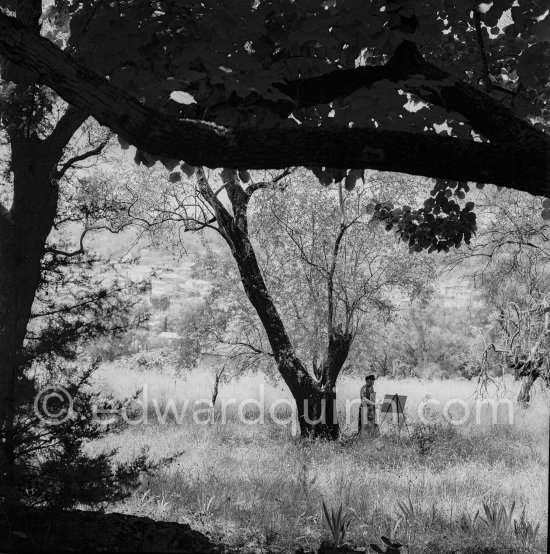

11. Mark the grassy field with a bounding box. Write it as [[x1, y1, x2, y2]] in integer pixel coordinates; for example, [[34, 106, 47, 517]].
[[90, 362, 549, 553]]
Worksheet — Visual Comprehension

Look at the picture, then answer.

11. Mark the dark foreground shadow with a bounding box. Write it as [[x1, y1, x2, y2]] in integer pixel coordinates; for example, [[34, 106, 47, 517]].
[[0, 506, 222, 552]]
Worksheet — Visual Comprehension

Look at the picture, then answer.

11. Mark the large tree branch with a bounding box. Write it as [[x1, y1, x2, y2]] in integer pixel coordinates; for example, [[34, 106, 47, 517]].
[[44, 105, 89, 158], [230, 41, 546, 148], [0, 13, 548, 195]]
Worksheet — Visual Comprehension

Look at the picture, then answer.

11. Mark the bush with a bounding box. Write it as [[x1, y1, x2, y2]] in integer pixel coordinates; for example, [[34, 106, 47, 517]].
[[410, 423, 439, 455], [391, 358, 418, 379], [14, 360, 156, 509], [456, 361, 480, 380], [419, 362, 451, 380], [409, 406, 458, 456]]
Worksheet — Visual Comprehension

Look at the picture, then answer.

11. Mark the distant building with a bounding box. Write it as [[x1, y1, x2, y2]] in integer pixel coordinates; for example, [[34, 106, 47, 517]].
[[436, 277, 483, 308], [151, 278, 173, 296]]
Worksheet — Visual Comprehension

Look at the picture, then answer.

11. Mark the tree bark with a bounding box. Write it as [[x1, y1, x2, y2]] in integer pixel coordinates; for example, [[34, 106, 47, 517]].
[[517, 371, 538, 407], [0, 136, 60, 503], [0, 222, 18, 502]]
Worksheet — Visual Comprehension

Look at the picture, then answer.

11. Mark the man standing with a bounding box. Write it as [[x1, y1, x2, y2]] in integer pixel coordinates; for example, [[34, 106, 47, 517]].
[[358, 374, 379, 437]]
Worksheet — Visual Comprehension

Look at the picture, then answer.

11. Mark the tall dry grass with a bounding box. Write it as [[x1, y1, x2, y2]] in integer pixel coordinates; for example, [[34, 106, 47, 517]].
[[90, 364, 549, 552]]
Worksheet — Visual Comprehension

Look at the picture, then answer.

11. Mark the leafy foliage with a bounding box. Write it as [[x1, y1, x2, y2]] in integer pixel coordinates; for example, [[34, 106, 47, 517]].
[[149, 169, 436, 379], [513, 508, 541, 549], [480, 500, 516, 536], [15, 362, 153, 509], [2, 0, 550, 202], [9, 171, 152, 508], [370, 180, 477, 254]]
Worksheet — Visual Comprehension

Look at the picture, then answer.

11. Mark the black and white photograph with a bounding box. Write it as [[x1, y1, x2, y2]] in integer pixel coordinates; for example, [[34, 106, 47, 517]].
[[0, 1, 548, 552]]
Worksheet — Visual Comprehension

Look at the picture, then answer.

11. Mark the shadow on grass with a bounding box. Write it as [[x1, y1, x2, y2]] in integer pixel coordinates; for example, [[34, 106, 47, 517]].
[[0, 506, 222, 552]]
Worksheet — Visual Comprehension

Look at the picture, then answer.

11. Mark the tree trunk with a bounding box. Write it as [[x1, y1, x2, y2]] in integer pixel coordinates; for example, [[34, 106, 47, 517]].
[[312, 328, 353, 439], [230, 242, 352, 439], [0, 137, 59, 504], [0, 244, 18, 502], [196, 170, 353, 439], [517, 371, 538, 407]]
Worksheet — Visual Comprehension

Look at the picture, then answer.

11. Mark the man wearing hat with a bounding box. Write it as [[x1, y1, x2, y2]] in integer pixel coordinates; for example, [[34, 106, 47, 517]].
[[358, 373, 379, 436]]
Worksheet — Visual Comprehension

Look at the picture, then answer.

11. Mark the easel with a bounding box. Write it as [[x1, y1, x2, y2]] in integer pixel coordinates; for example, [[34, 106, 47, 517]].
[[380, 393, 411, 438]]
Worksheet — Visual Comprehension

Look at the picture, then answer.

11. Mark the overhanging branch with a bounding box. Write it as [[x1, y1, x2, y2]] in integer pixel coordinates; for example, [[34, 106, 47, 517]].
[[0, 13, 548, 195], [220, 41, 546, 149]]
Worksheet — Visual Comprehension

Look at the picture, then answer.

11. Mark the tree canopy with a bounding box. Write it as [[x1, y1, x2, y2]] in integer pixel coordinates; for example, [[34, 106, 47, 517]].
[[0, 0, 549, 198]]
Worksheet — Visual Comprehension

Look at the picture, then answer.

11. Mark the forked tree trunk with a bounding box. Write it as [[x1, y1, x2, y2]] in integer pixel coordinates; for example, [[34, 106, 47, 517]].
[[311, 329, 353, 439], [196, 169, 353, 439]]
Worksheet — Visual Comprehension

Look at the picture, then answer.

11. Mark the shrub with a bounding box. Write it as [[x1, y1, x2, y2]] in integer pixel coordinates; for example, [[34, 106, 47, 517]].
[[13, 360, 156, 509], [409, 418, 458, 456], [410, 423, 439, 456], [420, 362, 451, 380], [391, 358, 417, 379]]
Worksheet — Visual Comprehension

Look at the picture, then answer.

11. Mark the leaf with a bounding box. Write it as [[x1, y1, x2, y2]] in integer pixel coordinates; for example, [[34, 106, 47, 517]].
[[160, 158, 180, 171], [220, 168, 235, 183], [322, 501, 333, 533], [344, 171, 358, 191], [361, 204, 374, 216], [327, 167, 346, 183], [238, 169, 251, 183], [180, 163, 196, 178], [318, 172, 333, 187], [169, 91, 197, 105], [134, 150, 156, 168], [117, 135, 130, 150]]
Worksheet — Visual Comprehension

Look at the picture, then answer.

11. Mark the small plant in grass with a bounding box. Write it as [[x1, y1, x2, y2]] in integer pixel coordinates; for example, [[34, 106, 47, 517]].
[[196, 487, 216, 516], [459, 509, 479, 533], [130, 489, 157, 517], [396, 497, 416, 527], [513, 508, 540, 549], [480, 500, 515, 535], [410, 423, 438, 455], [321, 501, 354, 548], [395, 497, 417, 548], [155, 495, 172, 517]]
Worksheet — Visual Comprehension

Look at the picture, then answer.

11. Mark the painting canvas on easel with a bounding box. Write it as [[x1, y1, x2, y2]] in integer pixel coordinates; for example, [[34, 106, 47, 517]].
[[380, 394, 408, 425]]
